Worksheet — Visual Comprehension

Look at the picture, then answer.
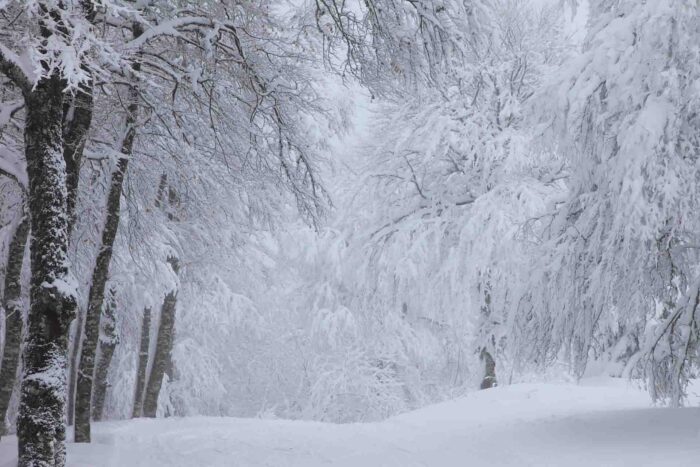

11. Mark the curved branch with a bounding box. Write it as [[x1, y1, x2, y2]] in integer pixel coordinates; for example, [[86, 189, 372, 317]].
[[0, 44, 33, 93]]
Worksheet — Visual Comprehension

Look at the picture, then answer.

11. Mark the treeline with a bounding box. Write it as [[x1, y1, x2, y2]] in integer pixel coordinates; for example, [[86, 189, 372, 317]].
[[1, 1, 700, 466]]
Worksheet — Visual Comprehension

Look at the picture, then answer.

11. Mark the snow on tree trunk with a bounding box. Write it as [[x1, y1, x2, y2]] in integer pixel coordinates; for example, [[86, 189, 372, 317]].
[[62, 81, 93, 239], [17, 71, 77, 467], [478, 278, 498, 390], [143, 257, 179, 418], [61, 89, 92, 418], [132, 307, 151, 418], [63, 5, 97, 431], [74, 44, 140, 441], [66, 316, 81, 427], [0, 212, 29, 438], [91, 288, 118, 422], [479, 349, 497, 390], [72, 149, 130, 441]]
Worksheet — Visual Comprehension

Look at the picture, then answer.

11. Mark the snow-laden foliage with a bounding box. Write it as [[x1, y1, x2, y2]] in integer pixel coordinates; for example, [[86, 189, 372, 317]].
[[163, 1, 571, 422], [72, 0, 341, 421], [524, 0, 700, 404], [306, 0, 567, 402], [92, 0, 578, 423]]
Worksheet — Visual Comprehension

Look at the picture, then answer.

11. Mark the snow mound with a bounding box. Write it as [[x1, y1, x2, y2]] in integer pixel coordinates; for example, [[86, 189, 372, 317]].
[[2, 378, 699, 466]]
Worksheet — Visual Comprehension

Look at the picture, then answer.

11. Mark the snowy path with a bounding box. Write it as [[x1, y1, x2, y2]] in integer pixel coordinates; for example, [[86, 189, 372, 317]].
[[2, 378, 699, 466]]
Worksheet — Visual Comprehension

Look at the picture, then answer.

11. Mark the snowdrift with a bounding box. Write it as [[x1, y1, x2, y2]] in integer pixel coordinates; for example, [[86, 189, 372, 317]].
[[2, 378, 699, 467]]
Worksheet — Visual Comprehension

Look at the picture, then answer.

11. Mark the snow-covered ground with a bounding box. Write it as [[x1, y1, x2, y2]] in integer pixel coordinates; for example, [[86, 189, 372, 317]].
[[2, 378, 699, 467]]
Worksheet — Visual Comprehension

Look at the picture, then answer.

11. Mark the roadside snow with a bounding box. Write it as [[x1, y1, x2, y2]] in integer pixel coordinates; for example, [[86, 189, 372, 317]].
[[1, 378, 699, 467]]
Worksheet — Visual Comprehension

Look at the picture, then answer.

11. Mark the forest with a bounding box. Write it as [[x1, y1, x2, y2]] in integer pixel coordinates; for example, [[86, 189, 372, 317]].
[[0, 0, 699, 466]]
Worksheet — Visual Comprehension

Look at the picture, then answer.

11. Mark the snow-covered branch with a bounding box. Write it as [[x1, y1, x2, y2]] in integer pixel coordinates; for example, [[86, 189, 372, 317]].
[[0, 43, 32, 91]]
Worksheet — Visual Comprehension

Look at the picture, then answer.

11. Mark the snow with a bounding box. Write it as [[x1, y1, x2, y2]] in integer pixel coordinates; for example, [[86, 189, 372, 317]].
[[2, 377, 699, 467]]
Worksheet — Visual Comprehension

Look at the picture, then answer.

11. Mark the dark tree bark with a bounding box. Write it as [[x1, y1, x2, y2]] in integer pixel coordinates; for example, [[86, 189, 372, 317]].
[[73, 146, 130, 442], [91, 289, 118, 421], [0, 211, 29, 439], [155, 173, 168, 209], [163, 344, 177, 418], [479, 348, 497, 390], [62, 82, 93, 237], [63, 2, 97, 199], [64, 86, 93, 427], [131, 307, 151, 418], [142, 257, 179, 418], [0, 3, 95, 465], [478, 275, 497, 390], [17, 71, 77, 467], [66, 316, 82, 427], [74, 33, 141, 441], [63, 3, 97, 430]]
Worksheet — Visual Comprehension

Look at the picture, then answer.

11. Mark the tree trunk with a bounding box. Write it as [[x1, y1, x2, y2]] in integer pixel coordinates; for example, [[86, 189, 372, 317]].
[[62, 1, 96, 237], [17, 71, 77, 467], [62, 82, 93, 238], [91, 289, 118, 421], [142, 258, 179, 418], [479, 348, 497, 390], [478, 275, 497, 390], [0, 212, 29, 439], [66, 316, 82, 426], [74, 49, 140, 442], [61, 86, 92, 426], [63, 5, 97, 431], [163, 345, 177, 417], [131, 307, 151, 418], [73, 155, 129, 442]]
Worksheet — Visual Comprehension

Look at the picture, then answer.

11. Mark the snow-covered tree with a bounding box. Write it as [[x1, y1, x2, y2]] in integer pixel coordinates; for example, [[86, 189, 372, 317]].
[[526, 0, 700, 405], [307, 0, 492, 94], [210, 0, 571, 421], [0, 1, 105, 463]]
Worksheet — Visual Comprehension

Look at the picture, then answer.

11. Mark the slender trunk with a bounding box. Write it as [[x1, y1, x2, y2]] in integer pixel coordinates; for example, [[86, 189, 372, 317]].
[[17, 71, 77, 467], [63, 82, 93, 426], [132, 162, 167, 419], [142, 258, 179, 418], [66, 316, 82, 426], [132, 307, 151, 418], [63, 3, 97, 431], [163, 345, 177, 417], [479, 348, 497, 390], [62, 82, 93, 238], [73, 155, 129, 442], [478, 276, 497, 390], [91, 289, 118, 421], [0, 213, 29, 438], [74, 44, 140, 442]]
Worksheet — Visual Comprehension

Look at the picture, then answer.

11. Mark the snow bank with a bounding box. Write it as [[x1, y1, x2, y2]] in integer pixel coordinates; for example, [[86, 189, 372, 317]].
[[1, 378, 699, 466]]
